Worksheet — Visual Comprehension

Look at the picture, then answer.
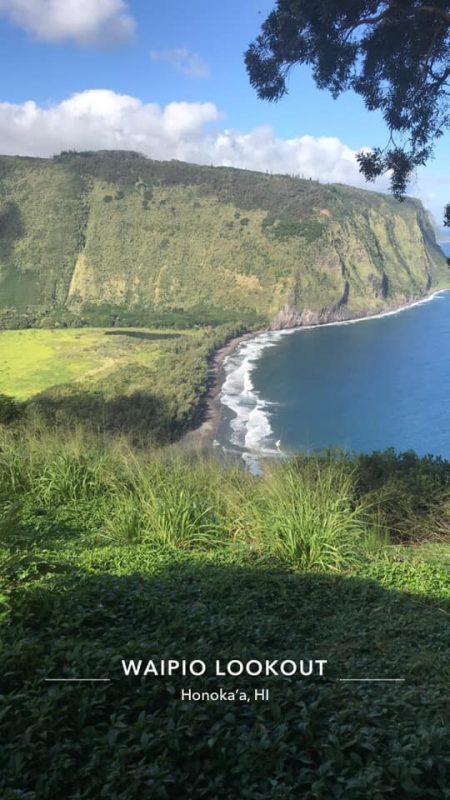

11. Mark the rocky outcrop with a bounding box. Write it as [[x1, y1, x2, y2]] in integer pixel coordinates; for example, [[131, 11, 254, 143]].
[[270, 292, 430, 331], [270, 304, 348, 329]]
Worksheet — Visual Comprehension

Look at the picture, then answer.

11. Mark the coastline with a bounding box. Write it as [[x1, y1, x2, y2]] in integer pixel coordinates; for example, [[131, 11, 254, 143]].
[[176, 329, 266, 452], [177, 288, 448, 453]]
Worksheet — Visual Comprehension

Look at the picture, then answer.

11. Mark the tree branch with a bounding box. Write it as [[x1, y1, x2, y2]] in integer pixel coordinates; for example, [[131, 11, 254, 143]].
[[341, 1, 450, 34]]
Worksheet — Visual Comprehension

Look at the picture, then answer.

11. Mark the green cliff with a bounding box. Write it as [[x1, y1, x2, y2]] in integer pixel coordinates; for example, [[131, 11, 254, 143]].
[[0, 151, 447, 328]]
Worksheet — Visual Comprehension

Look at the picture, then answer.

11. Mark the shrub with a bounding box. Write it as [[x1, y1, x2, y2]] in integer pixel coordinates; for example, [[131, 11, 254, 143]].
[[0, 394, 21, 424], [354, 449, 450, 542]]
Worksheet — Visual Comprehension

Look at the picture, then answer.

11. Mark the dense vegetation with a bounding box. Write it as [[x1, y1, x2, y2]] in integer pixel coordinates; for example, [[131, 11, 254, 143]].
[[0, 151, 448, 330], [0, 422, 449, 799]]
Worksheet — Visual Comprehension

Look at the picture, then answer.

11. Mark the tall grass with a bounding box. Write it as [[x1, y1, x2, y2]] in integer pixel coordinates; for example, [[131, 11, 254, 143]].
[[105, 457, 229, 548], [226, 460, 373, 570], [2, 422, 438, 570], [0, 422, 117, 504]]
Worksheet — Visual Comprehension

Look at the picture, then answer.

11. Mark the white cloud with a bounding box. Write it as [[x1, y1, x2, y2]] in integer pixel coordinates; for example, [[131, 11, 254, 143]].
[[150, 47, 210, 79], [0, 92, 222, 156], [0, 0, 135, 45], [0, 89, 392, 194], [413, 170, 450, 232]]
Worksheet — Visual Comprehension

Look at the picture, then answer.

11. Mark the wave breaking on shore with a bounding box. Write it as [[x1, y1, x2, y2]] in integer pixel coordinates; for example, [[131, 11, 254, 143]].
[[219, 291, 447, 470], [220, 331, 288, 468]]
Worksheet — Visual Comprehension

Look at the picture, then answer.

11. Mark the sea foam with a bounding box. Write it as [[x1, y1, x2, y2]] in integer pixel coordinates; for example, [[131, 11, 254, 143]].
[[219, 291, 447, 471], [220, 331, 291, 470]]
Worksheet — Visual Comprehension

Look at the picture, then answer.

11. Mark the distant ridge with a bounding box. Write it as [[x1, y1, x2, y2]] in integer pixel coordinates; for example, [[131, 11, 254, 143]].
[[0, 150, 448, 329]]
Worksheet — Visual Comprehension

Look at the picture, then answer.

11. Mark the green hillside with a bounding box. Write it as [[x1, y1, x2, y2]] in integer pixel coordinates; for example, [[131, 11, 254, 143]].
[[0, 151, 447, 329]]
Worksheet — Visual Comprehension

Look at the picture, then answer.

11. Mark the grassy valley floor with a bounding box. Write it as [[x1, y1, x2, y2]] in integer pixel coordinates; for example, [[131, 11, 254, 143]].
[[0, 326, 192, 399]]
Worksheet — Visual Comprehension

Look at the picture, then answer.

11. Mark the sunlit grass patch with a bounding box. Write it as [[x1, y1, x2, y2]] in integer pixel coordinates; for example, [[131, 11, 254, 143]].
[[0, 327, 189, 399]]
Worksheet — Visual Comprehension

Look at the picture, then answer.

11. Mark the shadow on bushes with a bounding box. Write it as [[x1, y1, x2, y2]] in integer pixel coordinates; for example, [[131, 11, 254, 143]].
[[355, 449, 450, 542], [2, 558, 450, 799], [0, 393, 22, 424], [104, 331, 182, 341], [292, 449, 450, 543], [26, 389, 181, 445]]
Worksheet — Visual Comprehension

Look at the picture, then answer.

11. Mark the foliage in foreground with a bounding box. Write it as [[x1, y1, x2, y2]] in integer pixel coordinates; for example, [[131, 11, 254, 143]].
[[0, 426, 373, 569], [1, 428, 450, 566], [1, 430, 450, 798], [1, 552, 450, 799]]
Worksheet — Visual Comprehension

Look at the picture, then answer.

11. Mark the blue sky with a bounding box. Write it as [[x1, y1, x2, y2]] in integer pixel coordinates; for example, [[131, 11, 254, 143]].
[[0, 0, 448, 233]]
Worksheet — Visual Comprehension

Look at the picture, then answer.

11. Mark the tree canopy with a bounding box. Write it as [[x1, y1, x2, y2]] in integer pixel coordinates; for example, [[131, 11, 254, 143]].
[[245, 1, 450, 222]]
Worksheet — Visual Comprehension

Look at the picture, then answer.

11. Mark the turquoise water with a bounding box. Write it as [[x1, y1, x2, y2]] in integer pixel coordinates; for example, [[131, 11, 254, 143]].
[[219, 244, 450, 462]]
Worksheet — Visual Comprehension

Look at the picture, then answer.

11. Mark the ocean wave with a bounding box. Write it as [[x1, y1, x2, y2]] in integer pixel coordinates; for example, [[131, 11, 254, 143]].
[[219, 331, 290, 469], [219, 290, 448, 470]]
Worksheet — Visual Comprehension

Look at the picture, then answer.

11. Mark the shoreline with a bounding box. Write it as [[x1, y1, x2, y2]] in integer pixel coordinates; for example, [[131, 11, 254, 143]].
[[176, 328, 266, 452], [177, 288, 448, 453]]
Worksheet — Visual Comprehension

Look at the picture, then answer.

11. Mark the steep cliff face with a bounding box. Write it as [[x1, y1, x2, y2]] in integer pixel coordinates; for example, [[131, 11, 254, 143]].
[[0, 151, 447, 328]]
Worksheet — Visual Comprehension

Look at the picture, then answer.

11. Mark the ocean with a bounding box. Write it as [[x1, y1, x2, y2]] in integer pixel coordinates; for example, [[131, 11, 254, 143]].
[[217, 243, 450, 466]]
